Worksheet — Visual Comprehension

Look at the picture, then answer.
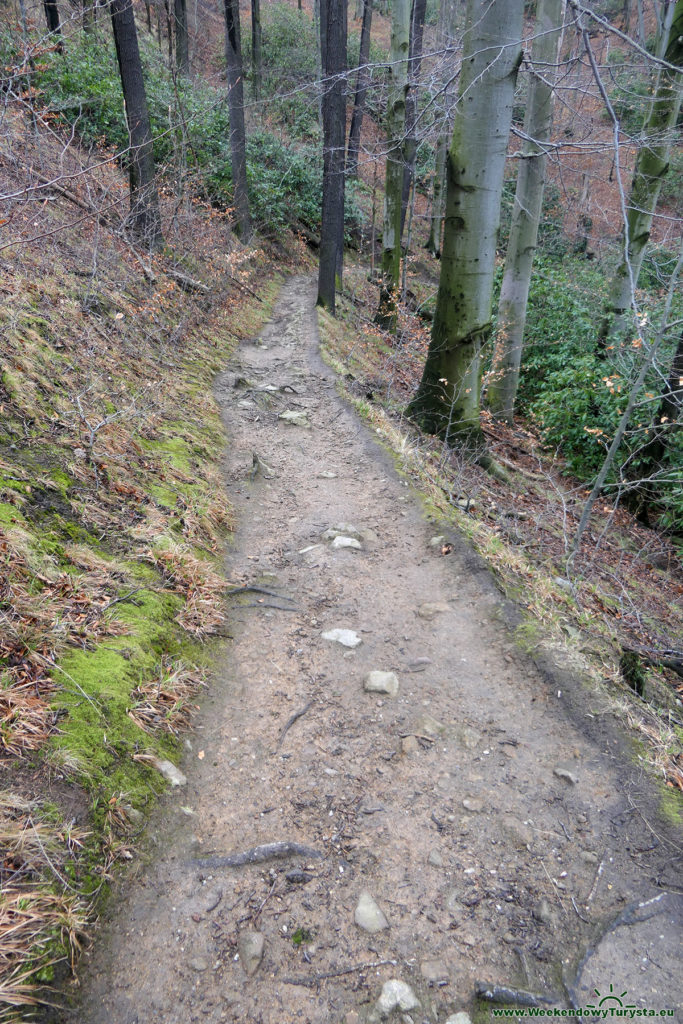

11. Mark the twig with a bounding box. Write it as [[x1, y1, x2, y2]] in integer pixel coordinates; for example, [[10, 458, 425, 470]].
[[101, 587, 143, 613], [277, 701, 313, 750], [571, 896, 590, 923], [252, 879, 276, 927], [226, 584, 295, 601], [243, 601, 301, 611], [586, 857, 605, 903], [193, 841, 324, 870], [282, 960, 397, 988], [205, 891, 223, 913], [475, 982, 560, 1008]]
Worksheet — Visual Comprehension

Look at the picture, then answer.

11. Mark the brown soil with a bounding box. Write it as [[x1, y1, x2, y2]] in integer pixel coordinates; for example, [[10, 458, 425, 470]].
[[58, 277, 681, 1024]]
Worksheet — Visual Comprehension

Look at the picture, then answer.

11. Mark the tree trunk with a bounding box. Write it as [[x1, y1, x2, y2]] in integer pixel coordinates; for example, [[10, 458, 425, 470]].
[[164, 0, 173, 61], [426, 133, 447, 256], [223, 0, 252, 240], [375, 0, 410, 331], [400, 0, 427, 240], [174, 0, 189, 73], [346, 0, 373, 180], [251, 0, 262, 100], [317, 0, 347, 312], [83, 0, 97, 33], [488, 0, 565, 424], [407, 0, 524, 444], [110, 0, 164, 249], [43, 0, 63, 50], [599, 0, 683, 344]]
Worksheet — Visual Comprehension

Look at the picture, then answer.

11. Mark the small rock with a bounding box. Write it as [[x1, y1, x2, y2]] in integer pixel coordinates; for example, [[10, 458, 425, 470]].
[[533, 898, 555, 925], [237, 399, 255, 409], [554, 576, 573, 592], [279, 409, 310, 428], [415, 713, 445, 736], [502, 931, 517, 944], [238, 930, 264, 976], [331, 536, 362, 550], [345, 1013, 361, 1024], [318, 470, 338, 479], [377, 979, 420, 1015], [416, 601, 451, 620], [445, 890, 460, 914], [581, 850, 599, 865], [428, 848, 443, 867], [553, 766, 578, 785], [147, 757, 187, 787], [322, 628, 362, 648], [460, 934, 476, 947], [462, 798, 483, 813], [354, 892, 389, 933], [190, 957, 209, 972], [457, 727, 481, 750], [401, 735, 419, 755], [405, 656, 432, 673], [445, 1013, 473, 1024], [420, 958, 448, 984], [322, 523, 362, 540], [429, 535, 445, 547], [364, 671, 400, 697]]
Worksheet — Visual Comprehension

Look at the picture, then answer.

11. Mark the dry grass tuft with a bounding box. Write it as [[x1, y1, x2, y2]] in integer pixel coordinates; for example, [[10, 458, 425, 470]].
[[145, 544, 227, 635], [129, 658, 206, 736]]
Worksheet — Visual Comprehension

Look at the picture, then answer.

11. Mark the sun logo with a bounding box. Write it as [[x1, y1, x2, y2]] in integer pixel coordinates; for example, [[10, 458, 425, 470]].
[[585, 984, 636, 1012]]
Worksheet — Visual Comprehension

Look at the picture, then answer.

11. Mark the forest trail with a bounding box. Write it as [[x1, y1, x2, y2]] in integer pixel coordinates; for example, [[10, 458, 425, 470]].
[[69, 277, 681, 1024]]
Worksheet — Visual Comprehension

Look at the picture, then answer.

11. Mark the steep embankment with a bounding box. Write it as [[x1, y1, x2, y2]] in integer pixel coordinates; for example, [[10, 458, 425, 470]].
[[0, 118, 298, 1012]]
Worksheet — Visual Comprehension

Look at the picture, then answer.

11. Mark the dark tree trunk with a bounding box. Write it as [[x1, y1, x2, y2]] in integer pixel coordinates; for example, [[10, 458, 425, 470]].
[[346, 0, 373, 179], [110, 0, 163, 248], [174, 0, 189, 73], [400, 0, 427, 239], [43, 0, 63, 50], [223, 0, 252, 240], [251, 0, 262, 99], [144, 0, 152, 32], [83, 0, 96, 33], [164, 0, 173, 61], [317, 0, 347, 312]]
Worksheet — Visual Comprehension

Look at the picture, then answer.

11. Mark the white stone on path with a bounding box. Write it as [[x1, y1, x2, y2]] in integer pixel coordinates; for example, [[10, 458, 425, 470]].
[[147, 757, 186, 787], [279, 409, 310, 428], [354, 892, 389, 933], [364, 671, 399, 697], [417, 601, 451, 620], [331, 536, 362, 550], [376, 979, 420, 1014], [444, 1015, 473, 1024], [322, 628, 362, 648]]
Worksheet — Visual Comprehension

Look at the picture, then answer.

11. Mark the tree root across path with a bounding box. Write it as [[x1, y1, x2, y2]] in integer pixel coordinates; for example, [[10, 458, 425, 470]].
[[192, 841, 324, 871]]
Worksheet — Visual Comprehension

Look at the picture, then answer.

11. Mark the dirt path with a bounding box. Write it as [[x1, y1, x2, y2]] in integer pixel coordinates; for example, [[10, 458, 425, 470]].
[[68, 277, 681, 1024]]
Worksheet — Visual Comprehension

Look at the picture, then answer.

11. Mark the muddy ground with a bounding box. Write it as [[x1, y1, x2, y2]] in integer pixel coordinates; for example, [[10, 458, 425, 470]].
[[62, 277, 681, 1024]]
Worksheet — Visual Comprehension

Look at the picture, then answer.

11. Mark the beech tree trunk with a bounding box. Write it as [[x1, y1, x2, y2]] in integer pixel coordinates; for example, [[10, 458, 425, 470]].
[[317, 0, 347, 312], [251, 0, 262, 100], [426, 134, 447, 256], [400, 0, 427, 239], [375, 0, 410, 331], [488, 0, 565, 424], [110, 0, 163, 248], [223, 0, 252, 240], [599, 0, 683, 343], [174, 0, 189, 74], [346, 0, 373, 180], [407, 0, 524, 444]]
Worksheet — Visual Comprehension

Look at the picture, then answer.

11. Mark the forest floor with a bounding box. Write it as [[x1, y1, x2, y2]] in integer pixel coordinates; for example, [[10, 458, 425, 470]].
[[63, 277, 682, 1024]]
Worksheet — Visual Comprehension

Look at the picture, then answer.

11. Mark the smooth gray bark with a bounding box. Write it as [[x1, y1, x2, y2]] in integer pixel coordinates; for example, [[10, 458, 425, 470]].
[[346, 0, 373, 180], [400, 0, 428, 239], [408, 0, 524, 443], [375, 0, 410, 331], [488, 0, 565, 423]]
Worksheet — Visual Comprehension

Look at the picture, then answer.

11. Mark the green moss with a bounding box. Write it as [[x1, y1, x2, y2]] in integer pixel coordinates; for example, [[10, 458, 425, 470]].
[[0, 500, 26, 525], [658, 785, 682, 827], [50, 469, 72, 493]]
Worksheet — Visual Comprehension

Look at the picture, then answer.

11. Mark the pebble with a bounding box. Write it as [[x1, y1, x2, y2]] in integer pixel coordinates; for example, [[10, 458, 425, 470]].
[[553, 766, 578, 785], [533, 898, 555, 925], [416, 601, 451, 620], [420, 958, 449, 984], [345, 1013, 360, 1024], [331, 536, 362, 550], [462, 798, 483, 813], [445, 890, 460, 914], [238, 930, 264, 976], [364, 671, 400, 697], [428, 848, 443, 867], [502, 931, 517, 944], [445, 1014, 473, 1024], [415, 713, 445, 736], [354, 892, 389, 933], [322, 523, 362, 540], [190, 957, 209, 971], [401, 735, 419, 755], [377, 979, 420, 1014], [581, 850, 599, 865], [429, 535, 445, 547], [279, 409, 310, 428], [405, 656, 432, 673], [317, 470, 338, 479], [147, 757, 187, 788], [322, 628, 362, 648]]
